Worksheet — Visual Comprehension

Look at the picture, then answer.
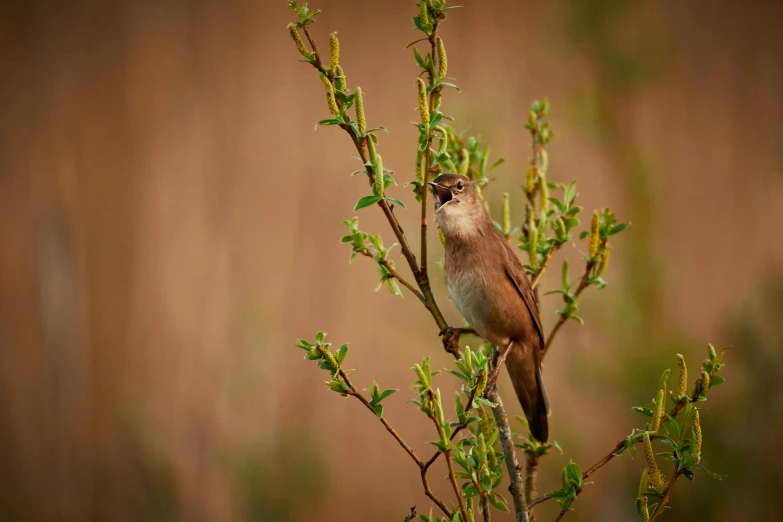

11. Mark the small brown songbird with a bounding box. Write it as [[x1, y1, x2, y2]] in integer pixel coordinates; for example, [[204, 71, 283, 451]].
[[429, 173, 550, 442]]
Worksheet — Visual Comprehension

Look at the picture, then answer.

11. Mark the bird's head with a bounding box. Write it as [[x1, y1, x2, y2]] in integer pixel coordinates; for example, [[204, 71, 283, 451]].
[[429, 173, 486, 236]]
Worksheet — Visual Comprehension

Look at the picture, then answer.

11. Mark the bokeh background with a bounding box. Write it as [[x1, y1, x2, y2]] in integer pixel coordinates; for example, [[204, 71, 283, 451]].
[[2, 0, 783, 521]]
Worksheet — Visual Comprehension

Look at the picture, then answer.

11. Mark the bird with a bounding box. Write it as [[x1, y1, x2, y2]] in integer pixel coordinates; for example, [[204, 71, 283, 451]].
[[429, 173, 550, 442]]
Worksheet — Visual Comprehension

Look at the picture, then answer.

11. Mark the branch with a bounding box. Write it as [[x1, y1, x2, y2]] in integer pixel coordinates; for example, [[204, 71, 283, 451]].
[[426, 389, 469, 522], [529, 243, 563, 290], [489, 389, 529, 522], [359, 250, 426, 304], [299, 23, 450, 333], [525, 455, 539, 522], [339, 369, 453, 517], [340, 369, 423, 465], [649, 470, 684, 521], [419, 18, 440, 289], [403, 506, 417, 522], [542, 258, 596, 357]]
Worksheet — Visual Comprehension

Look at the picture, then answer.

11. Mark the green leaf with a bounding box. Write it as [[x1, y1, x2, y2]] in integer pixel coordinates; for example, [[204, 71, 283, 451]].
[[336, 344, 349, 364], [378, 389, 398, 401], [317, 118, 342, 126], [354, 195, 382, 210], [386, 278, 403, 297], [315, 331, 326, 344], [487, 492, 509, 512], [633, 406, 654, 417], [710, 375, 725, 386], [385, 197, 406, 208], [608, 223, 628, 235]]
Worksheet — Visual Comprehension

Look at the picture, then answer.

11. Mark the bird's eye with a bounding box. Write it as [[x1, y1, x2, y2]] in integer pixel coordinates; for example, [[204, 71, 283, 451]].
[[456, 180, 464, 191]]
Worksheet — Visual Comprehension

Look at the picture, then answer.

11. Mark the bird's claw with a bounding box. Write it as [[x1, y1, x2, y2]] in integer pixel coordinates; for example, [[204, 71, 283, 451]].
[[438, 327, 477, 357]]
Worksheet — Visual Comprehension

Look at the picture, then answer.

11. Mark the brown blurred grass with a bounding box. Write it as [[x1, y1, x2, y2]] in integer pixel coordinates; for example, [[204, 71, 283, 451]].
[[1, 0, 782, 521]]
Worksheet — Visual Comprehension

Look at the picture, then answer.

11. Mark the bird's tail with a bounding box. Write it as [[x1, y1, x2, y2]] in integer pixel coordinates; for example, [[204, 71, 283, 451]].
[[505, 344, 550, 442]]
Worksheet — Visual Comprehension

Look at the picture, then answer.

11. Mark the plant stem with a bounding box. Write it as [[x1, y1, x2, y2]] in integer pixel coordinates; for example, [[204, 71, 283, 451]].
[[542, 258, 596, 357], [359, 251, 426, 304], [419, 18, 440, 287], [525, 455, 539, 522], [489, 389, 529, 522], [339, 369, 453, 517], [649, 470, 684, 521], [530, 243, 563, 289], [403, 506, 417, 522], [446, 450, 469, 522]]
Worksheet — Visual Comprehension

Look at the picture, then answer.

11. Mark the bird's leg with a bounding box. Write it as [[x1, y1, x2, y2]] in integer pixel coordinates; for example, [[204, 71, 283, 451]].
[[486, 341, 514, 393], [438, 327, 477, 356]]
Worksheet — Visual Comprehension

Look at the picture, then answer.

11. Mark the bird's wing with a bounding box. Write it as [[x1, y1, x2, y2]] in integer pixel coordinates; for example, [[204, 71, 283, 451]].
[[501, 241, 545, 347]]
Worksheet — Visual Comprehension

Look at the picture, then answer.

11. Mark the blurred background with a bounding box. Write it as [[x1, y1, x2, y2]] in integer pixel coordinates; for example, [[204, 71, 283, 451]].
[[2, 0, 782, 521]]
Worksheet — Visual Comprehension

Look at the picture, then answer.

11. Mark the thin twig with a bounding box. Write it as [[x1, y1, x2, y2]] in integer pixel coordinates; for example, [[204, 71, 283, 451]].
[[525, 455, 539, 522], [419, 18, 440, 286], [299, 24, 452, 333], [422, 383, 480, 472], [340, 369, 423, 465], [542, 259, 595, 356], [359, 251, 426, 304], [339, 369, 452, 517], [426, 389, 469, 522], [446, 450, 469, 522], [530, 243, 563, 289], [649, 470, 684, 521], [403, 506, 417, 522]]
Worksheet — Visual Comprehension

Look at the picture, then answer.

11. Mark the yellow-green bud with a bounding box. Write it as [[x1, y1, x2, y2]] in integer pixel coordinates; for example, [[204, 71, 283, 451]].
[[458, 150, 469, 175], [415, 147, 425, 184], [526, 166, 536, 194], [477, 433, 489, 476], [329, 32, 340, 70], [474, 367, 487, 398], [466, 498, 475, 522], [433, 91, 442, 111], [643, 432, 666, 491], [373, 154, 384, 197], [367, 135, 378, 165], [436, 36, 447, 79], [333, 64, 346, 92], [640, 495, 649, 522], [436, 126, 448, 155], [539, 175, 549, 211], [464, 346, 474, 372], [502, 193, 511, 236], [556, 217, 567, 241], [638, 469, 649, 497], [317, 344, 340, 370], [417, 78, 430, 127], [355, 86, 366, 134], [700, 370, 710, 396], [455, 391, 466, 423], [438, 229, 446, 246], [287, 23, 310, 58], [677, 354, 688, 397], [588, 211, 600, 258], [692, 410, 702, 460], [528, 224, 538, 266], [708, 343, 717, 360], [477, 407, 498, 468], [596, 243, 610, 276], [320, 73, 339, 117], [419, 1, 430, 26], [413, 363, 429, 388]]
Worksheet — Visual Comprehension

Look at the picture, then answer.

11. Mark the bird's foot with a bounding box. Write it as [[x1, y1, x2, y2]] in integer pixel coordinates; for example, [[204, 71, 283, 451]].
[[438, 327, 476, 356]]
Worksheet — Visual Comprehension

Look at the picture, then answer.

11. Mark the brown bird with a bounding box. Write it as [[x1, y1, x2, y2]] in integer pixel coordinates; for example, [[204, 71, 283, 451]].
[[429, 173, 550, 442]]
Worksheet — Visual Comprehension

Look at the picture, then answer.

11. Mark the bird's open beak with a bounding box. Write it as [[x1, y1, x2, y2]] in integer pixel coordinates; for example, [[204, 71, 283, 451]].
[[428, 182, 453, 213]]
